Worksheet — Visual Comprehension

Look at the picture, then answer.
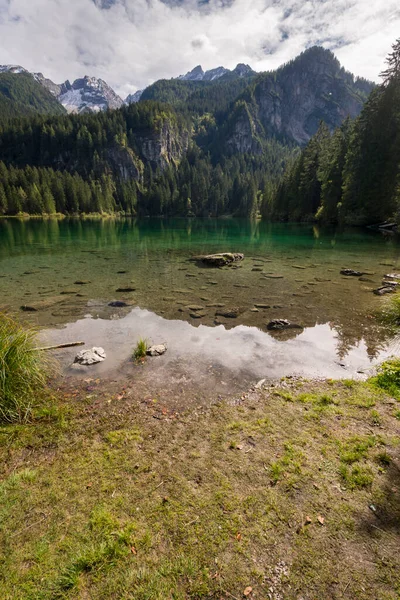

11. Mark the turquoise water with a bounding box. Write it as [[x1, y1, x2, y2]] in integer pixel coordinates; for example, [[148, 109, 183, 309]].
[[1, 218, 400, 362]]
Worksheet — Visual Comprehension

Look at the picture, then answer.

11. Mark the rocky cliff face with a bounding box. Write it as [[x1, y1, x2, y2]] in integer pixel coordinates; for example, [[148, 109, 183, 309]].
[[105, 146, 144, 183], [135, 119, 190, 170], [34, 72, 62, 97], [225, 47, 374, 150], [225, 102, 263, 155]]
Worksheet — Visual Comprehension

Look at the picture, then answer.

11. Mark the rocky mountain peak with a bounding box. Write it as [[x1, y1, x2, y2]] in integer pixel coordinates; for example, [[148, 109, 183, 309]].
[[179, 65, 205, 81], [0, 64, 28, 74], [203, 66, 230, 81], [58, 75, 124, 114], [225, 46, 375, 150], [177, 63, 254, 83], [232, 63, 254, 77], [0, 64, 124, 114], [125, 90, 143, 104]]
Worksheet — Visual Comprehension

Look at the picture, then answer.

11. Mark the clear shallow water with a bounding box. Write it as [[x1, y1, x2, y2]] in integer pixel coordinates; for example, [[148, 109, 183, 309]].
[[42, 309, 398, 384], [1, 217, 400, 371]]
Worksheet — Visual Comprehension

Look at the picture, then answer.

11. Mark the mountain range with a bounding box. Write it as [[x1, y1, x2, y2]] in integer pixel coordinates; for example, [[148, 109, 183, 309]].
[[0, 46, 380, 220], [0, 61, 257, 115]]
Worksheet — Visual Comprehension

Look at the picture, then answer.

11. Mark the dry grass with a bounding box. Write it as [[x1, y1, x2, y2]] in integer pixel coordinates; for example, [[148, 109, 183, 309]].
[[0, 375, 399, 599]]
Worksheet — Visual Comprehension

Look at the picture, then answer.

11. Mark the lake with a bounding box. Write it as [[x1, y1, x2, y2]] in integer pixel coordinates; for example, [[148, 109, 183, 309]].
[[1, 217, 399, 379]]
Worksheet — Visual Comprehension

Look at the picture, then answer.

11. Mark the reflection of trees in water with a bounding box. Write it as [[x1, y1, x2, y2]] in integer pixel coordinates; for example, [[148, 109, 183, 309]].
[[2, 217, 400, 257], [264, 317, 393, 357], [328, 319, 392, 361]]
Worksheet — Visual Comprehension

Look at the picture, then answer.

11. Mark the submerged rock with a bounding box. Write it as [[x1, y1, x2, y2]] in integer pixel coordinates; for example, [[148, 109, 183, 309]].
[[186, 305, 205, 311], [215, 307, 243, 318], [116, 287, 136, 293], [267, 319, 303, 331], [147, 344, 167, 356], [74, 347, 106, 366], [340, 269, 364, 277], [20, 296, 64, 311], [384, 273, 400, 280], [191, 253, 244, 267], [20, 305, 38, 312], [108, 301, 130, 307]]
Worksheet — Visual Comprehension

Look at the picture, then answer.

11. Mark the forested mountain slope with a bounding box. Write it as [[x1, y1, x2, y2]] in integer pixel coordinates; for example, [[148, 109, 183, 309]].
[[267, 40, 400, 225], [0, 46, 379, 219], [0, 72, 66, 121]]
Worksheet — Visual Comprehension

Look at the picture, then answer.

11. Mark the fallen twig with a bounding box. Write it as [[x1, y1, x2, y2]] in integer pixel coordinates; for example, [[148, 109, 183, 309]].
[[31, 341, 85, 352]]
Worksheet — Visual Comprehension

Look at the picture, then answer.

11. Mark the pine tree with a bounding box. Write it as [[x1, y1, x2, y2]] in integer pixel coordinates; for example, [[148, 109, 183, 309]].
[[381, 38, 400, 86]]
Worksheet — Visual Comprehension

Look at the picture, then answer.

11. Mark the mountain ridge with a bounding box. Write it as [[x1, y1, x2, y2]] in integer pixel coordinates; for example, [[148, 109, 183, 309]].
[[0, 50, 373, 123]]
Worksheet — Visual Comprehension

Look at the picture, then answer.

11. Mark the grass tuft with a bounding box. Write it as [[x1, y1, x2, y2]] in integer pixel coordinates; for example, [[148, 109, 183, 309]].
[[339, 435, 376, 464], [0, 313, 51, 423], [133, 337, 149, 361], [339, 464, 374, 489]]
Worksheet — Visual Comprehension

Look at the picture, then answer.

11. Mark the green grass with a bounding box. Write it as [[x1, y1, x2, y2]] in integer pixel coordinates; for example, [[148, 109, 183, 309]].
[[339, 435, 377, 464], [370, 358, 400, 399], [0, 313, 51, 423], [133, 337, 149, 360], [0, 374, 399, 599], [339, 464, 374, 489]]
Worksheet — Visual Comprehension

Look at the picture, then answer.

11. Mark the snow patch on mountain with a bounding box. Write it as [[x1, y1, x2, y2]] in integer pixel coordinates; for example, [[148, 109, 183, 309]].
[[56, 76, 124, 114]]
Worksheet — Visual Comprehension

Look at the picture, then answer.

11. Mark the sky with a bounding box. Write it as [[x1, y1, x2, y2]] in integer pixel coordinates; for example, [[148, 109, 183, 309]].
[[0, 0, 399, 98]]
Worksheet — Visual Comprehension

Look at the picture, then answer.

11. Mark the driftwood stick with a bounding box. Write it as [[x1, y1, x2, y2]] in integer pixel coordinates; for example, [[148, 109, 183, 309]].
[[31, 341, 85, 352]]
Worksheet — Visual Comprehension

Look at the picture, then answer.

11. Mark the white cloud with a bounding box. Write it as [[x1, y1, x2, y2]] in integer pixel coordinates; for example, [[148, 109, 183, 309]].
[[0, 0, 398, 98]]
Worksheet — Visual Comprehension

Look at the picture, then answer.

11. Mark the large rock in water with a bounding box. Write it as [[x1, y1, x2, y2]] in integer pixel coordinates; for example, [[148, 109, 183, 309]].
[[74, 347, 106, 365], [192, 253, 244, 267], [373, 286, 396, 296], [147, 344, 167, 356]]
